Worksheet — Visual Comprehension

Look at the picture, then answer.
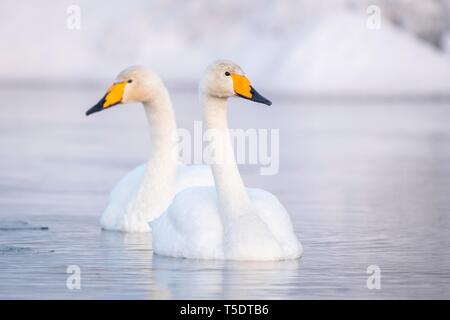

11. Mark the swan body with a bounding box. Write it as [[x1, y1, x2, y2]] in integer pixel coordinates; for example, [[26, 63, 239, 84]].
[[152, 60, 302, 260], [101, 163, 213, 232], [152, 187, 301, 260], [86, 66, 214, 232]]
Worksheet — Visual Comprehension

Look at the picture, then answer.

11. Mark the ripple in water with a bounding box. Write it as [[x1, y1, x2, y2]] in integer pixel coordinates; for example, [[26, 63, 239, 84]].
[[0, 245, 33, 255], [0, 220, 49, 231]]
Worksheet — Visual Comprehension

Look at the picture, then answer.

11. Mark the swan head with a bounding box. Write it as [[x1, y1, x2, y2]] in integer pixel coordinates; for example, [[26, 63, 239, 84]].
[[86, 66, 164, 116], [200, 60, 272, 106]]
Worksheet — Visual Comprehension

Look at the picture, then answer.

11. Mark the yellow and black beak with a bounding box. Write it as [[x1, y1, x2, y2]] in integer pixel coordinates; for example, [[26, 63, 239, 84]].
[[86, 81, 127, 116], [231, 74, 272, 106]]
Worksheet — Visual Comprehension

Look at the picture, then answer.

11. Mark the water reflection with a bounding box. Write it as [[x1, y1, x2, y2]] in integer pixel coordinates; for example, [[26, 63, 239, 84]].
[[152, 255, 301, 299]]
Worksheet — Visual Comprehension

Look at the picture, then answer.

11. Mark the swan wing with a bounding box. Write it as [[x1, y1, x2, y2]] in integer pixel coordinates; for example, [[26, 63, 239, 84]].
[[101, 164, 148, 232], [249, 188, 303, 259], [152, 187, 224, 259]]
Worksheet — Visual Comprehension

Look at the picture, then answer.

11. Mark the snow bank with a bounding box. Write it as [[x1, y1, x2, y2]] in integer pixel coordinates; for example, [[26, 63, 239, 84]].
[[274, 12, 450, 95], [0, 1, 449, 95]]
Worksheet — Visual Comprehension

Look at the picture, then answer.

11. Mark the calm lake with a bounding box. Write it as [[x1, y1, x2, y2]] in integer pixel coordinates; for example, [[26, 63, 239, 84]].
[[0, 86, 449, 299]]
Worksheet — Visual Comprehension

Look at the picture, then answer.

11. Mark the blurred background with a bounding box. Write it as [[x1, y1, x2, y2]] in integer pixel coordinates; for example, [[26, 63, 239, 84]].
[[1, 0, 449, 95], [1, 0, 450, 299]]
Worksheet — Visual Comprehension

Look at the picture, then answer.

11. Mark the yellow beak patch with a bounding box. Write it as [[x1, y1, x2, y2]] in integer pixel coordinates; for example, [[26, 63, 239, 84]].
[[231, 74, 252, 99], [103, 81, 126, 108]]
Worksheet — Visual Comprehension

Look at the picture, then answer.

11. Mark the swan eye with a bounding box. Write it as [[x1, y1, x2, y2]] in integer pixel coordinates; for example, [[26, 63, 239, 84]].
[[127, 79, 133, 83], [224, 71, 231, 76]]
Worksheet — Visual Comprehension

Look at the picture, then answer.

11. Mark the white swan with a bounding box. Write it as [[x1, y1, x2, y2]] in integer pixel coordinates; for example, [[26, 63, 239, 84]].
[[86, 66, 214, 232], [152, 60, 302, 260]]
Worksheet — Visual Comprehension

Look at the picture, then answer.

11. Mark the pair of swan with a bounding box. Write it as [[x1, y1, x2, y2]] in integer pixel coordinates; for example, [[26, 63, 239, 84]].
[[86, 60, 302, 260]]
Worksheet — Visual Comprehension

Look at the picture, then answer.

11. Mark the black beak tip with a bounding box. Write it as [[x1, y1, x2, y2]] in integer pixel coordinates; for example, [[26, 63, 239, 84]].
[[249, 86, 272, 106], [85, 108, 96, 116], [85, 102, 104, 117]]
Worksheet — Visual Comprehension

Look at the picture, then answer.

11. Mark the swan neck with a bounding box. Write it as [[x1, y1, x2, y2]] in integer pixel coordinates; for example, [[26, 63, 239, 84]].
[[201, 94, 251, 215], [142, 88, 177, 160], [130, 87, 178, 222]]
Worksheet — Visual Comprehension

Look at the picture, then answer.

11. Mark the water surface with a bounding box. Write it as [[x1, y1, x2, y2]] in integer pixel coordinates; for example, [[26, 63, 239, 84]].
[[1, 87, 449, 299]]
